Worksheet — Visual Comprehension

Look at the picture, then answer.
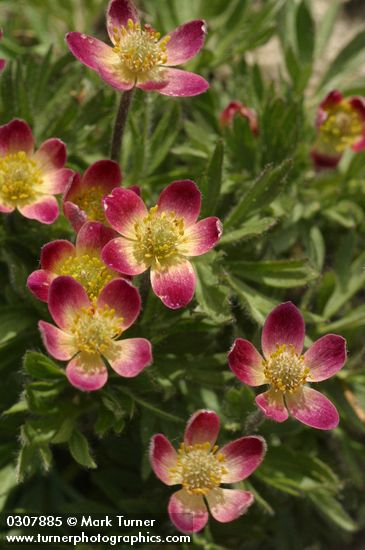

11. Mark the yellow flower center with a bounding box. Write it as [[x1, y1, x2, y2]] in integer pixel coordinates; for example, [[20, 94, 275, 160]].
[[70, 304, 123, 355], [0, 151, 42, 207], [58, 254, 114, 300], [133, 205, 186, 268], [320, 101, 363, 153], [169, 442, 227, 496], [73, 186, 106, 223], [263, 344, 310, 394], [112, 19, 170, 82]]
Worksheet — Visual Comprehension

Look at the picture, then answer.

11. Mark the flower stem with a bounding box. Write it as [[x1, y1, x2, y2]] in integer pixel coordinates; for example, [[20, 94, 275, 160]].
[[244, 409, 265, 434], [110, 89, 134, 163]]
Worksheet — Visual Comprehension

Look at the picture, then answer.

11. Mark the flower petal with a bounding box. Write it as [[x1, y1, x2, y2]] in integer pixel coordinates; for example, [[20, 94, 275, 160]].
[[103, 187, 147, 237], [106, 0, 139, 43], [181, 217, 222, 256], [255, 390, 289, 423], [184, 409, 220, 447], [38, 320, 77, 361], [97, 61, 134, 91], [102, 237, 147, 276], [310, 148, 341, 170], [0, 118, 34, 156], [150, 260, 196, 309], [206, 488, 254, 523], [76, 221, 116, 256], [66, 32, 116, 71], [168, 490, 208, 533], [304, 334, 347, 382], [157, 180, 201, 227], [286, 387, 339, 430], [42, 168, 74, 194], [83, 159, 122, 192], [156, 68, 209, 97], [220, 436, 267, 483], [97, 278, 141, 330], [0, 59, 5, 72], [27, 269, 57, 302], [63, 200, 87, 233], [66, 353, 108, 391], [166, 20, 207, 66], [18, 195, 59, 224], [105, 338, 152, 377], [228, 338, 265, 386], [150, 434, 178, 486], [41, 239, 76, 271], [261, 302, 305, 358], [0, 203, 14, 213], [48, 276, 90, 330], [33, 138, 67, 171]]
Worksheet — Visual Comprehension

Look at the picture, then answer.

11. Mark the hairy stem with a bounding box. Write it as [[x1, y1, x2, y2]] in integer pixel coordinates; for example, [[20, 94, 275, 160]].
[[244, 409, 265, 434], [110, 89, 134, 162]]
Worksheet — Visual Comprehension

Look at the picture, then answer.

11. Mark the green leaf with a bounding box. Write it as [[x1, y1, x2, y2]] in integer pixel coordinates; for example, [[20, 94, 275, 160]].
[[296, 0, 315, 64], [200, 140, 224, 217], [309, 492, 358, 532], [318, 31, 365, 90], [194, 255, 232, 324], [147, 101, 181, 174], [315, 0, 341, 57], [68, 430, 97, 469], [224, 159, 293, 228], [23, 351, 65, 380], [225, 273, 277, 324], [219, 217, 276, 245], [228, 259, 318, 288]]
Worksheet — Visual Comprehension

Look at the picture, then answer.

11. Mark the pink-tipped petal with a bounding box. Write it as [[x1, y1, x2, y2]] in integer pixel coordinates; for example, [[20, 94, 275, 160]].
[[150, 434, 178, 486], [33, 138, 67, 171], [102, 237, 146, 276], [150, 260, 196, 309], [0, 118, 34, 156], [304, 335, 347, 382], [97, 278, 141, 330], [184, 409, 220, 447], [166, 20, 207, 65], [83, 159, 122, 192], [286, 387, 339, 430], [0, 203, 14, 213], [48, 276, 90, 330], [261, 302, 305, 358], [103, 187, 147, 237], [168, 490, 208, 534], [220, 436, 267, 483], [106, 338, 152, 377], [42, 168, 74, 194], [157, 180, 201, 227], [41, 239, 75, 271], [138, 79, 169, 91], [0, 59, 5, 72], [18, 195, 59, 224], [228, 338, 265, 386], [181, 217, 222, 256], [255, 390, 289, 423], [352, 136, 365, 152], [63, 201, 87, 233], [206, 488, 254, 523], [66, 32, 116, 71], [27, 269, 57, 302], [107, 0, 139, 43], [63, 172, 83, 202], [156, 68, 209, 97], [76, 221, 116, 255], [38, 320, 77, 361], [66, 353, 108, 392]]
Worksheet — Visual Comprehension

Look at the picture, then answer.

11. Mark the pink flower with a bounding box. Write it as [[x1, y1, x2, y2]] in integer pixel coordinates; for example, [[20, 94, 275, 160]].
[[0, 119, 73, 223], [101, 180, 223, 309], [228, 302, 347, 430], [150, 410, 266, 533], [311, 90, 365, 169], [66, 0, 209, 97], [27, 221, 120, 303], [220, 101, 259, 135], [0, 29, 6, 72], [39, 276, 152, 391]]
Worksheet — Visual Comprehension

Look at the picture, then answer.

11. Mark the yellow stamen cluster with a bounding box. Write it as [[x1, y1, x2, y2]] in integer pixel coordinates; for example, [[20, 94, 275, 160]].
[[112, 19, 170, 82], [134, 205, 185, 268], [70, 304, 123, 356], [263, 344, 310, 394], [73, 186, 106, 222], [320, 101, 362, 153], [169, 442, 227, 496], [0, 151, 42, 207], [58, 255, 114, 300]]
